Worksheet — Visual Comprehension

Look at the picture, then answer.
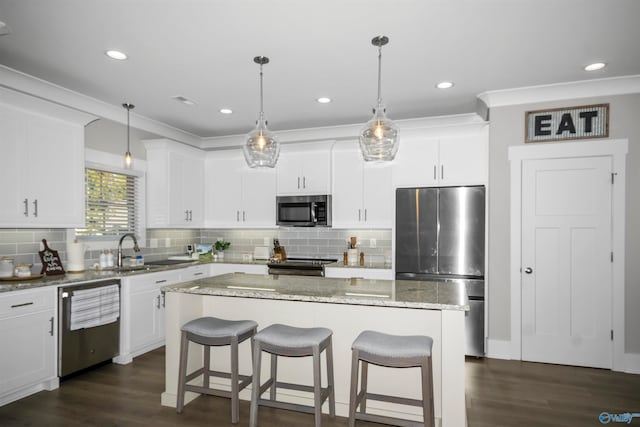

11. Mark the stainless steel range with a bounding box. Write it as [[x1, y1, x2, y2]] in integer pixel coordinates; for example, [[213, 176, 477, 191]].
[[267, 257, 337, 277]]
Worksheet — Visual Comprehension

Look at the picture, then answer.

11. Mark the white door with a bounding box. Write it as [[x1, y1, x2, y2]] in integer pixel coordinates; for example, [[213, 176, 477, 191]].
[[521, 156, 612, 368]]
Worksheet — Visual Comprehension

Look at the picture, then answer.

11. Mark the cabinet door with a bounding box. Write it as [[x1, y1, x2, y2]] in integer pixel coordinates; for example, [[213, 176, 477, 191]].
[[362, 163, 392, 228], [0, 105, 26, 223], [392, 138, 439, 187], [25, 115, 84, 227], [300, 148, 331, 194], [170, 151, 204, 227], [129, 287, 163, 352], [331, 145, 364, 228], [242, 168, 276, 227], [0, 310, 55, 393], [186, 156, 204, 226], [438, 135, 488, 185], [205, 152, 244, 227], [276, 149, 302, 195]]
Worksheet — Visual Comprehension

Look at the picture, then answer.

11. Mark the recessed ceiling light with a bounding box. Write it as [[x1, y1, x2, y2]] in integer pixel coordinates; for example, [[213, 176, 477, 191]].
[[172, 95, 196, 106], [584, 62, 606, 71], [436, 81, 454, 89], [316, 97, 332, 104], [106, 50, 127, 60], [0, 20, 10, 36], [219, 108, 233, 114]]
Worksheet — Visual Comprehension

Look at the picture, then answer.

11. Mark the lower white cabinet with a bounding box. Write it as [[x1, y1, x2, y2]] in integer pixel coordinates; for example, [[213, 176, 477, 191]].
[[116, 270, 182, 364], [0, 287, 58, 406], [324, 267, 393, 280]]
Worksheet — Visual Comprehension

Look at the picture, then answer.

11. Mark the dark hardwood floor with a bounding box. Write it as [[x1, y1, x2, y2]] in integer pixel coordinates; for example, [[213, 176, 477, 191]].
[[1, 348, 638, 426]]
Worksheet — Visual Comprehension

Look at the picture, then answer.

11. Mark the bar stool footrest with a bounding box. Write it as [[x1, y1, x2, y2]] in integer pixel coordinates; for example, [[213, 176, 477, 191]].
[[354, 412, 425, 427], [364, 391, 424, 407]]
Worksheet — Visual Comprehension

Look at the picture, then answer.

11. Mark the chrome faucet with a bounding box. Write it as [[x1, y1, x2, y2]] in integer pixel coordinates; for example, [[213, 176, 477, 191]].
[[117, 233, 140, 267]]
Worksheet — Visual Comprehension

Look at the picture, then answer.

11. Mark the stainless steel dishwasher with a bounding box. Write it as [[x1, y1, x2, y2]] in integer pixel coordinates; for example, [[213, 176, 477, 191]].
[[58, 279, 121, 378]]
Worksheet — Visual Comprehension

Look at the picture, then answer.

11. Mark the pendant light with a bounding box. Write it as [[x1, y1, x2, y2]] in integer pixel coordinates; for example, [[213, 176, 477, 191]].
[[243, 56, 280, 168], [359, 36, 399, 162], [122, 103, 134, 169]]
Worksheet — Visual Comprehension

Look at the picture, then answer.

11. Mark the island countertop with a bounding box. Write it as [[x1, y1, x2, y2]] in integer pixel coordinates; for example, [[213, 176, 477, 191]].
[[162, 273, 468, 311]]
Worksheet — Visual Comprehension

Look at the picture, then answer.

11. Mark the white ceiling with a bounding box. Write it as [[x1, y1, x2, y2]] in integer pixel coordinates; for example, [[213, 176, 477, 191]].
[[1, 0, 639, 141]]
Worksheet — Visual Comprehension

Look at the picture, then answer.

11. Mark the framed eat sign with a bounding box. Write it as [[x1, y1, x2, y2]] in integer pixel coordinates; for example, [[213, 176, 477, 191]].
[[525, 103, 609, 143]]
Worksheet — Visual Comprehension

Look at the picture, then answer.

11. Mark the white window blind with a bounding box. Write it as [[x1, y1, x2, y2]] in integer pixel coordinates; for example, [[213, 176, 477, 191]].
[[75, 168, 142, 238]]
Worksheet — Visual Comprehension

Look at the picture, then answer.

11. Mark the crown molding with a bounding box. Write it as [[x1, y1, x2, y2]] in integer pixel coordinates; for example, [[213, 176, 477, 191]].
[[0, 64, 202, 147], [478, 75, 640, 108]]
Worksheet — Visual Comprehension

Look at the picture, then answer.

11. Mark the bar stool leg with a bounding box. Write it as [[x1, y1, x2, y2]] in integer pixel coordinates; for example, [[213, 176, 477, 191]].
[[348, 350, 359, 427], [176, 331, 189, 413], [269, 353, 278, 400], [359, 360, 368, 413], [326, 338, 335, 417], [230, 336, 239, 424], [422, 356, 435, 427], [203, 344, 210, 389], [249, 340, 262, 427], [311, 345, 322, 427]]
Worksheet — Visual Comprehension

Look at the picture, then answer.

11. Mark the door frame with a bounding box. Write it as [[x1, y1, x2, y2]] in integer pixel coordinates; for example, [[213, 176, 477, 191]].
[[509, 139, 628, 370]]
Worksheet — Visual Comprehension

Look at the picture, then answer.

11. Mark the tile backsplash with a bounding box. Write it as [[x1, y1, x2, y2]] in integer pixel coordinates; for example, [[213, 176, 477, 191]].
[[0, 227, 392, 273]]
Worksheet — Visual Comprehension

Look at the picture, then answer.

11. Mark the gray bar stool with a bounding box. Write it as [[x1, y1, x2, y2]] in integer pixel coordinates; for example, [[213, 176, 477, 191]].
[[249, 323, 335, 427], [349, 330, 434, 427], [176, 316, 258, 424]]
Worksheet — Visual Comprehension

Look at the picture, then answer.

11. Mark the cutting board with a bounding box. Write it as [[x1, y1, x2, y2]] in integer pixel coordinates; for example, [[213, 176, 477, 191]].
[[38, 239, 65, 276]]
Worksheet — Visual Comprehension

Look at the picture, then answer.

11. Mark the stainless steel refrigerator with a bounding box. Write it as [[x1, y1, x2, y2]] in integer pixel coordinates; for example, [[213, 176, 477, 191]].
[[395, 186, 486, 356]]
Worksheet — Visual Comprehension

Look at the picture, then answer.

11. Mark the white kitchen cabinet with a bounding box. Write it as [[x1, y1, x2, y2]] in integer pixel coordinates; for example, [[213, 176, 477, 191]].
[[0, 287, 58, 406], [332, 142, 392, 228], [205, 150, 276, 228], [179, 264, 213, 281], [276, 142, 334, 195], [211, 263, 268, 276], [145, 140, 204, 228], [324, 267, 393, 280], [392, 127, 488, 187], [0, 91, 91, 228], [116, 270, 182, 363]]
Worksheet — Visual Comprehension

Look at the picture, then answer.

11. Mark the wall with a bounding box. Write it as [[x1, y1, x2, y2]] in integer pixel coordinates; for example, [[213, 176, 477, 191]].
[[84, 117, 157, 160], [488, 93, 640, 354]]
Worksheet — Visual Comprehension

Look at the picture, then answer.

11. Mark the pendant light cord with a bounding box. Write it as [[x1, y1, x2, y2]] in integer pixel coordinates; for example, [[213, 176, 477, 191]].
[[259, 62, 264, 121], [377, 44, 383, 108], [126, 106, 131, 152]]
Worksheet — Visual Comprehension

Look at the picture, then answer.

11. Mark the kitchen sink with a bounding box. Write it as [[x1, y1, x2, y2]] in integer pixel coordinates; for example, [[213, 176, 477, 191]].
[[112, 265, 159, 273]]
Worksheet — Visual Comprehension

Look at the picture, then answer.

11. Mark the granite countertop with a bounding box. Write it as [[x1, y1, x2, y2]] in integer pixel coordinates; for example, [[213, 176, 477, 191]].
[[325, 261, 392, 270], [163, 273, 468, 311]]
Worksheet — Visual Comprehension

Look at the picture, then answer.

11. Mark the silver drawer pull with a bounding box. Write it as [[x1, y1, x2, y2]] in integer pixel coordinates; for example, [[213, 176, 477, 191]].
[[49, 317, 54, 336], [194, 272, 203, 276], [11, 302, 34, 308], [155, 279, 167, 284]]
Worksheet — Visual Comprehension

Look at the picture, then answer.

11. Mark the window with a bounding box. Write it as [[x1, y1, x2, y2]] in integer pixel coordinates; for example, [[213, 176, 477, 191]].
[[73, 162, 145, 246]]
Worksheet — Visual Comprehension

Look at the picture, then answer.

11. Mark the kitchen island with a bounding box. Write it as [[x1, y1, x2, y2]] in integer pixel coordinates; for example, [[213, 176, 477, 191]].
[[161, 273, 467, 427]]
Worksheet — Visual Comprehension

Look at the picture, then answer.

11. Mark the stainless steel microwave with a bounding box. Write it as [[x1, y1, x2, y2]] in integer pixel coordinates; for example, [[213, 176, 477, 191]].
[[276, 195, 332, 227]]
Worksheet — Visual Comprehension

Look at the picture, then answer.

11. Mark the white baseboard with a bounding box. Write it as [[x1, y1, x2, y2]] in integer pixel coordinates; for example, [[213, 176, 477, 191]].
[[624, 352, 640, 374], [486, 338, 514, 360]]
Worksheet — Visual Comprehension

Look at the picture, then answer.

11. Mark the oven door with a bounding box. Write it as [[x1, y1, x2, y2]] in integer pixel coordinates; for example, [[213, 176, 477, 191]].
[[277, 199, 316, 226]]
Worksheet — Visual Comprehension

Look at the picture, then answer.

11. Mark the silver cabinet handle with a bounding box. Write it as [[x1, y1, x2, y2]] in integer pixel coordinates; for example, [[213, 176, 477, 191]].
[[33, 199, 38, 217], [11, 301, 34, 308], [433, 166, 437, 180], [185, 210, 189, 221], [155, 279, 167, 284], [524, 267, 533, 274], [194, 272, 203, 276], [189, 210, 193, 221], [243, 211, 246, 222], [161, 293, 165, 308], [156, 294, 161, 309], [303, 176, 306, 189], [297, 177, 300, 189], [23, 198, 29, 217], [364, 209, 367, 222], [236, 210, 240, 222], [441, 165, 444, 180], [358, 209, 361, 221], [49, 316, 54, 336]]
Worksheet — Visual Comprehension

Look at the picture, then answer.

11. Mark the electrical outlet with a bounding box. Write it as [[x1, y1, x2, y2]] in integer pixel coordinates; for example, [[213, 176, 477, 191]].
[[149, 238, 158, 248], [370, 238, 377, 248], [264, 237, 271, 246], [165, 238, 171, 247]]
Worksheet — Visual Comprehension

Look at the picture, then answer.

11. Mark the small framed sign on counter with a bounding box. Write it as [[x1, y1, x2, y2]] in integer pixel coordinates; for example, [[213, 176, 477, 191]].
[[525, 103, 609, 143]]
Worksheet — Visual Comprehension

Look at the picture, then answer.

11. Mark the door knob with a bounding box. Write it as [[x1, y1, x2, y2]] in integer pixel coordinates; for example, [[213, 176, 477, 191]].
[[524, 267, 533, 274]]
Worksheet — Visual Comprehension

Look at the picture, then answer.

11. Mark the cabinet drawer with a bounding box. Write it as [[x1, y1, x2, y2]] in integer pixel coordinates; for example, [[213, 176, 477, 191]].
[[124, 270, 181, 292], [0, 288, 55, 318], [324, 267, 393, 280], [179, 265, 212, 281]]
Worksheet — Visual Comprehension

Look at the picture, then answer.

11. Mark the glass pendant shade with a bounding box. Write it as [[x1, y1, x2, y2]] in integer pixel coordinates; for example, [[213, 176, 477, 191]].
[[359, 105, 399, 161], [244, 56, 279, 168], [243, 117, 280, 168], [359, 35, 399, 162]]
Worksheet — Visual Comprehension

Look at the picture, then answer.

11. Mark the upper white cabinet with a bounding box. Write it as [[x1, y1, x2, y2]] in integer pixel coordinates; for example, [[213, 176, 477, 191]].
[[332, 141, 392, 228], [276, 142, 334, 195], [205, 150, 276, 228], [145, 140, 204, 228], [392, 126, 488, 187], [0, 89, 92, 228]]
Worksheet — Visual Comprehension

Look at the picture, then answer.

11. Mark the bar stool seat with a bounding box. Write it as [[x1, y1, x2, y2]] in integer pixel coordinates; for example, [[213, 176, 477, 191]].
[[349, 330, 435, 427], [250, 323, 335, 427], [177, 316, 258, 424]]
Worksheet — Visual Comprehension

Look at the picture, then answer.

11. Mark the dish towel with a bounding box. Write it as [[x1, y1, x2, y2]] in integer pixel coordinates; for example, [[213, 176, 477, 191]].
[[70, 284, 120, 331]]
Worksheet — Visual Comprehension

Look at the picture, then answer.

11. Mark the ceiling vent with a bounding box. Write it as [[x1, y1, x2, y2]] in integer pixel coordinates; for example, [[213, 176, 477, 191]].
[[172, 95, 196, 106]]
